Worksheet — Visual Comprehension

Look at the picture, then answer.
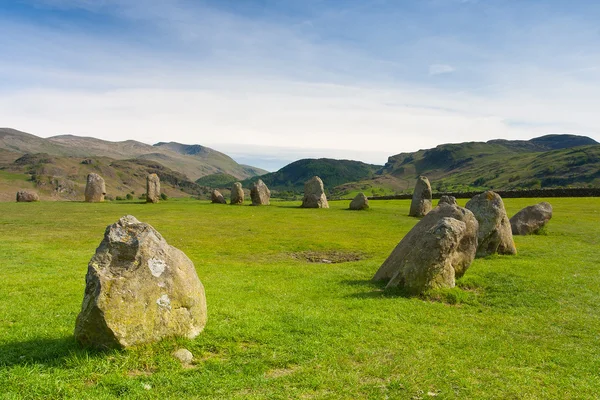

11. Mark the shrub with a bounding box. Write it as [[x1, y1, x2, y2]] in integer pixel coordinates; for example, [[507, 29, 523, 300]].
[[115, 196, 124, 201], [160, 193, 168, 200], [125, 193, 133, 200]]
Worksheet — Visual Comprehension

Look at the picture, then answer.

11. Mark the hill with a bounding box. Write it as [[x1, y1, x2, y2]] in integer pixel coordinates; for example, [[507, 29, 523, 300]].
[[339, 134, 600, 197], [0, 128, 266, 181], [242, 158, 382, 194]]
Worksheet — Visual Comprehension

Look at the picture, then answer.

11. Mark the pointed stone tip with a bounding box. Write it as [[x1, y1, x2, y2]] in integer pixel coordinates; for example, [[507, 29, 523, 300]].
[[118, 215, 141, 225]]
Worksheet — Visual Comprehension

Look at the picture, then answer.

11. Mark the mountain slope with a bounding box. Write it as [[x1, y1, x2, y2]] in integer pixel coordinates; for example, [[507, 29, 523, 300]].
[[0, 128, 265, 181], [347, 134, 600, 195], [242, 158, 382, 192]]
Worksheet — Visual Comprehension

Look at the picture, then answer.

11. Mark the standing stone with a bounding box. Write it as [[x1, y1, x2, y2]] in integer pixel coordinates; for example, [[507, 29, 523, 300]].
[[301, 176, 329, 208], [373, 203, 478, 294], [510, 202, 553, 235], [250, 179, 271, 206], [211, 189, 227, 204], [84, 173, 106, 202], [230, 182, 244, 205], [465, 191, 517, 257], [16, 190, 39, 202], [438, 195, 457, 206], [409, 176, 432, 217], [74, 215, 207, 349], [146, 174, 161, 203], [349, 192, 369, 210]]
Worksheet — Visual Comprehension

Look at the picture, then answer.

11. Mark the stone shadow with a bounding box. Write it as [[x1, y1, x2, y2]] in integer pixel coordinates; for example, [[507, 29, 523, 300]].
[[0, 336, 109, 368], [341, 279, 413, 299]]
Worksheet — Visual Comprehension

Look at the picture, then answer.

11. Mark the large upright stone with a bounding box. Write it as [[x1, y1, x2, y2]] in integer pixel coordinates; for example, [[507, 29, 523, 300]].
[[146, 174, 161, 203], [74, 215, 207, 349], [84, 173, 106, 202], [465, 191, 517, 257], [211, 189, 227, 204], [373, 203, 478, 294], [510, 202, 553, 235], [409, 176, 432, 217], [301, 176, 329, 208], [250, 179, 270, 206], [230, 182, 244, 205], [349, 192, 369, 210], [16, 190, 39, 202]]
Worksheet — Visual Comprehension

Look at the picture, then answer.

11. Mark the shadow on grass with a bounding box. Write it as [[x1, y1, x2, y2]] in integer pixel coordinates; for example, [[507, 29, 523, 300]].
[[341, 279, 413, 299], [0, 336, 109, 367]]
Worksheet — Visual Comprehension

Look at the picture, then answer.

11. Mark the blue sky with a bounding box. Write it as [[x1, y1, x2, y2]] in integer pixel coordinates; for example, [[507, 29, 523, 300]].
[[1, 0, 600, 170]]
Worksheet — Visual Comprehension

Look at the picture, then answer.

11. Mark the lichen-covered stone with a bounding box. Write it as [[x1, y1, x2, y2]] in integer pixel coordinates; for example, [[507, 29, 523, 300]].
[[510, 202, 553, 235], [349, 192, 369, 210], [74, 215, 207, 349], [438, 195, 457, 206], [146, 174, 161, 203], [16, 190, 39, 202], [301, 176, 329, 208], [230, 182, 244, 205], [211, 189, 227, 204], [373, 204, 478, 294], [409, 176, 432, 217], [466, 191, 517, 257], [84, 173, 106, 202], [250, 179, 270, 206]]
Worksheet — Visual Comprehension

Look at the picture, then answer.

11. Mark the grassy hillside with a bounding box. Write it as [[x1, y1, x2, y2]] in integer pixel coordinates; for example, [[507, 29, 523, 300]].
[[195, 173, 239, 188], [0, 128, 265, 181], [243, 158, 382, 194], [1, 198, 599, 398], [0, 153, 212, 202], [338, 135, 600, 197]]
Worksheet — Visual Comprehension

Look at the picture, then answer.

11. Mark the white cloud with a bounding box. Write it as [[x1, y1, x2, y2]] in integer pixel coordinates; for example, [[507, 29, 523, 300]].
[[428, 64, 455, 75]]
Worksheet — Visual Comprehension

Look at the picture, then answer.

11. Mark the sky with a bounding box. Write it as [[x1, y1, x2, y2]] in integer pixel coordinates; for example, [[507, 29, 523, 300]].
[[1, 0, 600, 171]]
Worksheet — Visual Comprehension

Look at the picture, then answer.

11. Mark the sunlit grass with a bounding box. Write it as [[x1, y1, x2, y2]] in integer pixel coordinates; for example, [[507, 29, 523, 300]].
[[1, 198, 599, 399]]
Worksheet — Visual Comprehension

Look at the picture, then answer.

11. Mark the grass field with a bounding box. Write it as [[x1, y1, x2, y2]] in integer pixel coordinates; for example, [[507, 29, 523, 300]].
[[1, 198, 599, 399]]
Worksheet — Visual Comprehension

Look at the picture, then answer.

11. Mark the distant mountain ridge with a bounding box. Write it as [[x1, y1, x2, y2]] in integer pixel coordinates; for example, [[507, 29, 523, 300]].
[[0, 128, 267, 181]]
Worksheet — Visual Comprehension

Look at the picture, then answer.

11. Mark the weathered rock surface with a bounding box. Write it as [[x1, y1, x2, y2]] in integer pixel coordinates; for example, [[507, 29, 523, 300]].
[[146, 174, 161, 203], [16, 190, 39, 202], [373, 203, 478, 294], [438, 195, 457, 206], [250, 179, 270, 206], [74, 215, 207, 349], [465, 191, 517, 257], [510, 202, 553, 235], [84, 173, 106, 202], [230, 182, 244, 205], [211, 189, 227, 204], [173, 348, 194, 365], [301, 176, 329, 208], [409, 176, 432, 217], [349, 192, 369, 210]]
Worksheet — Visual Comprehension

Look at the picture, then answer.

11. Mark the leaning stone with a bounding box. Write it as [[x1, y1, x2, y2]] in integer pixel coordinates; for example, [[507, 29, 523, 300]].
[[510, 202, 553, 235], [409, 176, 432, 217], [250, 179, 270, 206], [173, 348, 194, 365], [84, 173, 106, 202], [146, 174, 161, 203], [74, 215, 207, 349], [301, 176, 329, 208], [211, 189, 227, 204], [438, 195, 457, 206], [465, 191, 517, 257], [349, 192, 369, 210], [16, 190, 39, 202], [373, 203, 478, 294], [230, 182, 244, 205]]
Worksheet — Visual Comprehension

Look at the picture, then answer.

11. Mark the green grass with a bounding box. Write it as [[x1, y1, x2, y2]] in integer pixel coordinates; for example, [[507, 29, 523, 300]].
[[1, 198, 599, 399]]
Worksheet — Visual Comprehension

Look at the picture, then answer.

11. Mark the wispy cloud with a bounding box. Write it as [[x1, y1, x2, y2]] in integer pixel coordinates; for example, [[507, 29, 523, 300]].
[[1, 0, 600, 169]]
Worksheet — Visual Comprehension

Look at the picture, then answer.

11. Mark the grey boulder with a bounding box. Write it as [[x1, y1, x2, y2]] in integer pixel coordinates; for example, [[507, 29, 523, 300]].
[[349, 192, 369, 210], [84, 173, 106, 202], [510, 202, 553, 235], [146, 174, 161, 203], [409, 176, 432, 217], [301, 176, 329, 208], [438, 195, 457, 206], [16, 190, 39, 202], [250, 179, 271, 206], [373, 203, 478, 294], [211, 189, 227, 204], [465, 191, 517, 257], [230, 182, 244, 205], [74, 215, 207, 349]]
